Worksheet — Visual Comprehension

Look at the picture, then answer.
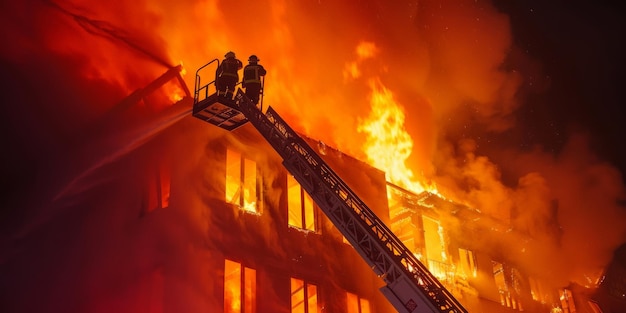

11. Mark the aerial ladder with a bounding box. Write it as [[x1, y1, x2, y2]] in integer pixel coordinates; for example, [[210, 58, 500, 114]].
[[193, 59, 468, 313]]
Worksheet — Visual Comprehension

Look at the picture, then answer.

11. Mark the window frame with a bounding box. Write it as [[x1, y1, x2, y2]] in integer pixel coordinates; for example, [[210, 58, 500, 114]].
[[287, 175, 317, 232], [224, 259, 257, 313], [346, 291, 371, 313], [225, 148, 264, 214], [290, 277, 319, 313]]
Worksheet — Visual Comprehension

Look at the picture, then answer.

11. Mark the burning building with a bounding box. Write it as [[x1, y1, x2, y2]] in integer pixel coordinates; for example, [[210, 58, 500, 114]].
[[1, 0, 626, 313], [2, 60, 617, 312]]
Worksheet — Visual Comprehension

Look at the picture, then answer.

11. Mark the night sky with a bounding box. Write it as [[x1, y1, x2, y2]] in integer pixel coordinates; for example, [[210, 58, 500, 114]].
[[493, 0, 626, 182]]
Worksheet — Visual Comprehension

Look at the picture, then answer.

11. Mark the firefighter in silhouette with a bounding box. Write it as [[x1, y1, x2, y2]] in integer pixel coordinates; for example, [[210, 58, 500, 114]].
[[241, 55, 266, 105], [215, 51, 243, 98]]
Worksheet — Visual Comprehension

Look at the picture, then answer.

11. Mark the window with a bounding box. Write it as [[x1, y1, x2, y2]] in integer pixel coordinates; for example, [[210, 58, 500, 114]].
[[493, 261, 512, 308], [291, 278, 318, 313], [346, 292, 370, 313], [559, 289, 576, 313], [529, 276, 557, 306], [423, 216, 446, 263], [143, 162, 170, 214], [458, 248, 477, 278], [224, 259, 256, 313], [226, 149, 263, 214], [529, 277, 542, 302], [386, 184, 418, 252], [490, 264, 524, 310], [423, 216, 451, 282], [287, 175, 315, 231], [509, 268, 524, 311]]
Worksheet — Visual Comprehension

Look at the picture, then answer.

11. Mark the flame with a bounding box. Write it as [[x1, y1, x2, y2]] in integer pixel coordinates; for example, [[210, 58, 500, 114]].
[[358, 78, 428, 194], [356, 42, 378, 59], [166, 61, 187, 103], [343, 41, 379, 80], [179, 61, 187, 76], [164, 80, 185, 103], [225, 260, 242, 313], [5, 1, 626, 312]]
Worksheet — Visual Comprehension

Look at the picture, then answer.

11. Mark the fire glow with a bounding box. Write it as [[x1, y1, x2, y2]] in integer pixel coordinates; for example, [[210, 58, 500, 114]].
[[358, 78, 426, 194], [2, 0, 625, 312]]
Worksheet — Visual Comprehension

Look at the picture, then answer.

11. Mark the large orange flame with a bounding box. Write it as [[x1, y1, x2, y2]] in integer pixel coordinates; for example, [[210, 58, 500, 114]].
[[358, 78, 426, 194]]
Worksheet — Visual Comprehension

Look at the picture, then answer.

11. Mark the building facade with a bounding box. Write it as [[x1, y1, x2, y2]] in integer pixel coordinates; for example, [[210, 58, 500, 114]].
[[137, 113, 604, 312], [17, 67, 620, 312]]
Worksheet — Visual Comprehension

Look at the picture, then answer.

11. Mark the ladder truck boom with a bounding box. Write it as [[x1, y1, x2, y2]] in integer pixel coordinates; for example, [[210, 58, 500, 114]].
[[193, 61, 467, 313]]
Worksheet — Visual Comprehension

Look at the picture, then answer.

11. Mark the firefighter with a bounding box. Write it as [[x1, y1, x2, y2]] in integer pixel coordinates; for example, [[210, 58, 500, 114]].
[[241, 55, 267, 105], [215, 51, 243, 98]]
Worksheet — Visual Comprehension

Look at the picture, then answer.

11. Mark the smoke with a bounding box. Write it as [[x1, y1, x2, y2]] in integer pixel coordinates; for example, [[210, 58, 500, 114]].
[[509, 134, 626, 287], [408, 0, 626, 288], [1, 0, 625, 311], [0, 0, 203, 312]]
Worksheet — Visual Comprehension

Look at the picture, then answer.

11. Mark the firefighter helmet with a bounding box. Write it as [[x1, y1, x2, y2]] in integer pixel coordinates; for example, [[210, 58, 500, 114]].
[[248, 55, 259, 62], [225, 51, 235, 58]]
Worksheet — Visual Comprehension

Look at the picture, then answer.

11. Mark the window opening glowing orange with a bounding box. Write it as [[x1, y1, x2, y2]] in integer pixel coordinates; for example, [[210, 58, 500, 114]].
[[291, 278, 318, 313], [288, 175, 315, 231], [224, 259, 256, 313], [226, 149, 262, 214], [346, 292, 371, 313]]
